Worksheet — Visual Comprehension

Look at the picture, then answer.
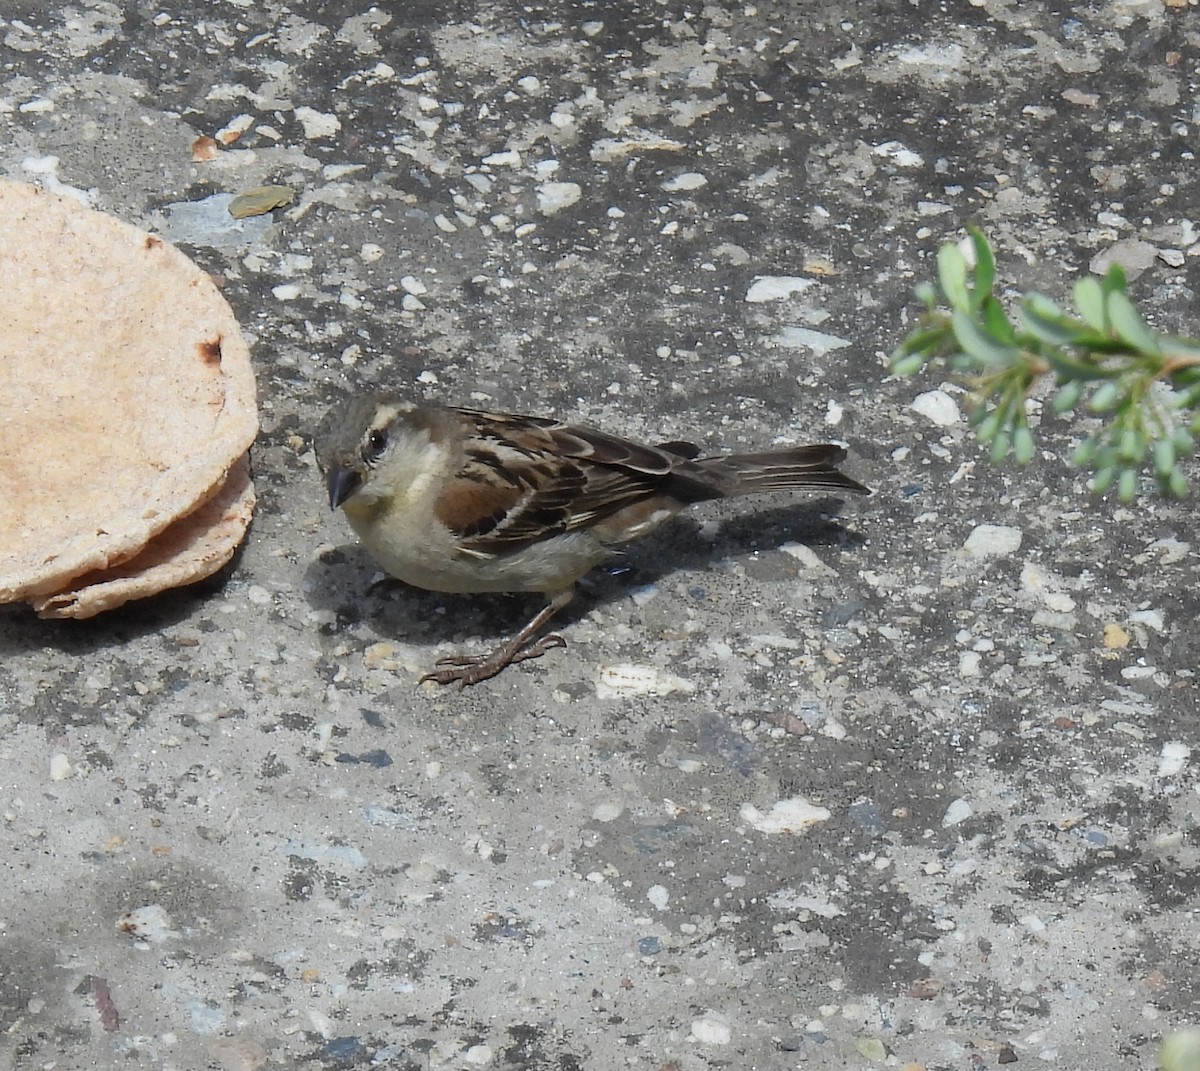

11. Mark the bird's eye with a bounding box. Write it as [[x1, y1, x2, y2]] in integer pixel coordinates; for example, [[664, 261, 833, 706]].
[[363, 428, 388, 463]]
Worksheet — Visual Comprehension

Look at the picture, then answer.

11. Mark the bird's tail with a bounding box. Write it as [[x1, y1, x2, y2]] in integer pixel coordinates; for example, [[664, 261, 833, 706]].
[[692, 445, 870, 498]]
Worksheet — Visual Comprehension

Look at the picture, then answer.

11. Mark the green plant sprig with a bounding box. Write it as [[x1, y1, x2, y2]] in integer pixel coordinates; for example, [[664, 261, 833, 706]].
[[891, 226, 1200, 500]]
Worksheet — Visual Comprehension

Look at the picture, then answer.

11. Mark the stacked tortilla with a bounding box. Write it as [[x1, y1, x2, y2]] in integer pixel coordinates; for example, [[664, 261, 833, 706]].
[[0, 180, 258, 618]]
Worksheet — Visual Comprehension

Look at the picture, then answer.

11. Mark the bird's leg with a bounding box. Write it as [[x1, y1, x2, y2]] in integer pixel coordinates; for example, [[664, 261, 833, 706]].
[[419, 589, 574, 688]]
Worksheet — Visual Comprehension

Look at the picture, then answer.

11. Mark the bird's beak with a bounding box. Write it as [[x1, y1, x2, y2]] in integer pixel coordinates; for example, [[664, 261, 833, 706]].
[[326, 463, 364, 510]]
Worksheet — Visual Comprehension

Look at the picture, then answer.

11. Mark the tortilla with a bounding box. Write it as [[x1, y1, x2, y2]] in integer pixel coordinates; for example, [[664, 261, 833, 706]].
[[0, 179, 258, 606], [31, 452, 256, 619]]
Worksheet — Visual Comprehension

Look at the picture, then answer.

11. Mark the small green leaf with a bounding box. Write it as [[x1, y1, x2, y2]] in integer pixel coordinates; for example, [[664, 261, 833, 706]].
[[1159, 337, 1200, 364], [1175, 382, 1200, 409], [1171, 426, 1195, 454], [1039, 347, 1110, 381], [890, 351, 927, 376], [1052, 379, 1085, 413], [968, 226, 995, 309], [1118, 467, 1138, 501], [990, 429, 1011, 463], [937, 244, 971, 311], [980, 296, 1017, 344], [1168, 468, 1189, 498], [913, 281, 938, 308], [902, 325, 953, 353], [1013, 425, 1036, 464], [1089, 381, 1122, 412], [975, 409, 1002, 441], [1170, 363, 1200, 388], [1073, 277, 1108, 333], [1024, 292, 1067, 321], [1090, 466, 1115, 493], [951, 310, 1020, 367], [1072, 436, 1098, 465], [1018, 295, 1086, 347], [1117, 428, 1145, 461], [1106, 290, 1161, 355], [1154, 439, 1177, 477], [1101, 261, 1128, 299]]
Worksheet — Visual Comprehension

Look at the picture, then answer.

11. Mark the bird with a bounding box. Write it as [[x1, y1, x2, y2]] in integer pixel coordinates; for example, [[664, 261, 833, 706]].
[[315, 394, 869, 687]]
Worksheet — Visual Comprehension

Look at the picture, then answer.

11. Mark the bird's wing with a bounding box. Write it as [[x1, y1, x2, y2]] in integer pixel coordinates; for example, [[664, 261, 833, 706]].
[[434, 409, 711, 557]]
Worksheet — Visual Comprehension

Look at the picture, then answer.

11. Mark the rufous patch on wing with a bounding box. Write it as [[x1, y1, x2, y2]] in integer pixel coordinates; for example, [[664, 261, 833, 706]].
[[435, 477, 524, 541]]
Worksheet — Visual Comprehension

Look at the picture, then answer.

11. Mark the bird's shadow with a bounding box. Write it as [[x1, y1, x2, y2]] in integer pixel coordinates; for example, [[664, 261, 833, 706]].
[[303, 498, 866, 646]]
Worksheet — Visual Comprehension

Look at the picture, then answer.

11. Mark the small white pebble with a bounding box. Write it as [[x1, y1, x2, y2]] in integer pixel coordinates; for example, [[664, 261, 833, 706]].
[[1129, 608, 1165, 632], [872, 140, 924, 167], [741, 797, 830, 835], [662, 172, 707, 191], [49, 753, 72, 781], [482, 149, 522, 168], [1159, 741, 1191, 777], [819, 718, 847, 740], [745, 275, 813, 303], [780, 542, 836, 574], [117, 904, 179, 943], [591, 802, 623, 822], [942, 798, 973, 826], [690, 1016, 732, 1045], [293, 106, 340, 139], [959, 650, 982, 676], [629, 583, 659, 607], [463, 1045, 493, 1067], [910, 389, 962, 427], [962, 524, 1023, 559], [536, 181, 582, 215], [271, 283, 301, 301], [647, 884, 670, 910]]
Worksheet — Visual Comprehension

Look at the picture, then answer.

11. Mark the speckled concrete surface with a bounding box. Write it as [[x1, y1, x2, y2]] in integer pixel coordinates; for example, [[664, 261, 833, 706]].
[[2, 2, 1199, 1069]]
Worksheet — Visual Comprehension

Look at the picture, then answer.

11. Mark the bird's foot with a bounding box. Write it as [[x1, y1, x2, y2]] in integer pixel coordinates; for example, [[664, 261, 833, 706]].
[[419, 634, 567, 688]]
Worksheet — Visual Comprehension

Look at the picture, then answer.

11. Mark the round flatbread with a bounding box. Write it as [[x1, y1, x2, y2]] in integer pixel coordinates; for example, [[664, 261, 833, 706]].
[[30, 452, 256, 619], [0, 180, 258, 604]]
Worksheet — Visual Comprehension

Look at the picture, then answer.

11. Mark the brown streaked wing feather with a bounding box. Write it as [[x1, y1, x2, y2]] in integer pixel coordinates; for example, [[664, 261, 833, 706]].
[[700, 446, 870, 496], [441, 409, 702, 555]]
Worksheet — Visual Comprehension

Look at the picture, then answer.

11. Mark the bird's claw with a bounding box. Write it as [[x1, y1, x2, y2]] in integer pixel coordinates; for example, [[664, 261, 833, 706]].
[[419, 634, 567, 688]]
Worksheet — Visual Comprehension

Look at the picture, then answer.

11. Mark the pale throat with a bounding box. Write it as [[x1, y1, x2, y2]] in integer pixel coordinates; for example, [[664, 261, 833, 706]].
[[343, 437, 444, 522]]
